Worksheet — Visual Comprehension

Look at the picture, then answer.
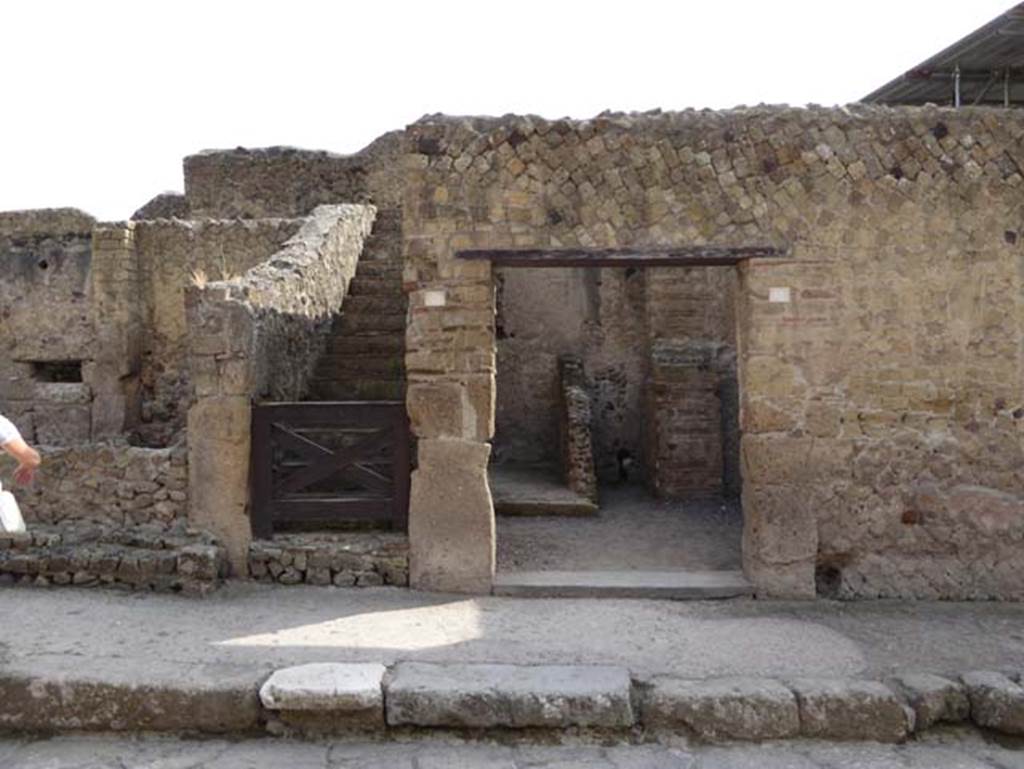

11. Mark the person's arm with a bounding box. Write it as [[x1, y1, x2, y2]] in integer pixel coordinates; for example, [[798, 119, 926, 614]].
[[4, 437, 41, 486], [0, 416, 40, 485]]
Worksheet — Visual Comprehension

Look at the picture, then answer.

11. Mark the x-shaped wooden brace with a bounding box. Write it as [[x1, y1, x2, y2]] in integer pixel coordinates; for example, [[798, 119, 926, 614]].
[[273, 423, 393, 497]]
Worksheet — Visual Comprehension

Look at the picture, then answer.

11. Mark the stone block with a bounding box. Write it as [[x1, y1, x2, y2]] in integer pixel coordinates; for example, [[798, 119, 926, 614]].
[[260, 663, 385, 729], [407, 382, 464, 439], [962, 671, 1024, 735], [789, 678, 909, 742], [890, 673, 969, 731], [642, 676, 799, 740], [0, 669, 262, 733], [385, 662, 634, 729], [408, 439, 494, 593]]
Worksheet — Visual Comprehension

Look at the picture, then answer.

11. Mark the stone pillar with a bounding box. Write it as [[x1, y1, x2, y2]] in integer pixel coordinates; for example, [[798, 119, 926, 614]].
[[88, 224, 142, 438], [736, 259, 846, 598], [405, 275, 498, 594], [187, 395, 251, 575], [185, 285, 258, 575]]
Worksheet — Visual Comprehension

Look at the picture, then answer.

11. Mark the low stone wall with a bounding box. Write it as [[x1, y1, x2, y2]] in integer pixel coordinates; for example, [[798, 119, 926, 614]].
[[248, 532, 409, 587], [185, 204, 376, 572], [9, 443, 188, 528], [0, 522, 225, 594]]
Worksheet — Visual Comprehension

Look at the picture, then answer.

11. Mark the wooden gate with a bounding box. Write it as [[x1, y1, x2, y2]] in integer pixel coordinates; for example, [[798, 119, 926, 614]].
[[250, 401, 409, 538]]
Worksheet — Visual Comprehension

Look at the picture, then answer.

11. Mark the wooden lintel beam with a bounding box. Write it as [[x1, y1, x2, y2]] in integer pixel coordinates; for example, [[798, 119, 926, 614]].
[[456, 246, 786, 267]]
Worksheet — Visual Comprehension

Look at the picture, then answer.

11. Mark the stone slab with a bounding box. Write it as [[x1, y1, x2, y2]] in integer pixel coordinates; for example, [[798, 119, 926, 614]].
[[385, 662, 634, 728], [789, 678, 909, 742], [890, 673, 970, 731], [642, 676, 799, 740], [962, 670, 1024, 735], [0, 669, 262, 734], [492, 570, 753, 599], [260, 662, 385, 713]]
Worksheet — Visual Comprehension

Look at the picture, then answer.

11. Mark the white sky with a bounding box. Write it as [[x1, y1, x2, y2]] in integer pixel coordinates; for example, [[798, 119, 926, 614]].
[[1, 0, 1014, 220]]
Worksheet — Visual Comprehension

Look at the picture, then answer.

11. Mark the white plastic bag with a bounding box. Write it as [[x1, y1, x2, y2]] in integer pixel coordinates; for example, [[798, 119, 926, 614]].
[[0, 481, 26, 534]]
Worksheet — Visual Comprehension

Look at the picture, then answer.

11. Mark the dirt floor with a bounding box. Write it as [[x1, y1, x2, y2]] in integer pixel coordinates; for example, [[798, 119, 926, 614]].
[[497, 484, 742, 572]]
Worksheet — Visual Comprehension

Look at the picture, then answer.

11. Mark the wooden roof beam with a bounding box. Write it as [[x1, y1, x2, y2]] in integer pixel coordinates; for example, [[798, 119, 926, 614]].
[[456, 246, 787, 268]]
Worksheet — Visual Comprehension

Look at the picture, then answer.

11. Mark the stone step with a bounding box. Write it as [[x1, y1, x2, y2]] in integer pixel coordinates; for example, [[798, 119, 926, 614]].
[[326, 334, 404, 356], [349, 277, 404, 296], [354, 261, 403, 279], [308, 379, 405, 401], [336, 312, 406, 334], [343, 294, 407, 316], [386, 662, 634, 729], [491, 570, 754, 599], [314, 354, 404, 378]]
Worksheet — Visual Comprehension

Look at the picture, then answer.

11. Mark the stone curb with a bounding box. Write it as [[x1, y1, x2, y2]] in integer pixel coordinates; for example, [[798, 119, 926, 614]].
[[2, 663, 1022, 742]]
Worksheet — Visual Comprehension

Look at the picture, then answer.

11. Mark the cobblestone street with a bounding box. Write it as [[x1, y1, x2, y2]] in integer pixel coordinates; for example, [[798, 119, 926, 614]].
[[1, 733, 1022, 768]]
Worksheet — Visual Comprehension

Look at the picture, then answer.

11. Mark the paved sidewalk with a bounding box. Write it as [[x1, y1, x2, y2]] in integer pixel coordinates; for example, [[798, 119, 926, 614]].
[[1, 732, 1022, 768], [0, 583, 1021, 687]]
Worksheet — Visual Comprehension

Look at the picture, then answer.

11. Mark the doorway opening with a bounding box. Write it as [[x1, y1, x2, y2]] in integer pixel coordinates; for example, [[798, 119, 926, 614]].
[[480, 248, 752, 597]]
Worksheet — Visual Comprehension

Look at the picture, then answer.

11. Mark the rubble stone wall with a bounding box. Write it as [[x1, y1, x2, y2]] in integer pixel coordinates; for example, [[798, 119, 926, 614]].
[[248, 532, 409, 587], [404, 106, 1024, 599], [4, 443, 188, 528], [0, 525, 225, 594], [185, 204, 376, 573]]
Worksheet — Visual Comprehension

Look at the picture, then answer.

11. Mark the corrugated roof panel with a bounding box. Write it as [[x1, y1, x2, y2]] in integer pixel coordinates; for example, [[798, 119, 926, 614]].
[[864, 3, 1024, 106]]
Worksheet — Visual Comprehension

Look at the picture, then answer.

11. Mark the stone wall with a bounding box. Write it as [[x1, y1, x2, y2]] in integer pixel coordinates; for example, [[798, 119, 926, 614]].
[[132, 218, 302, 444], [0, 209, 300, 447], [184, 133, 405, 219], [0, 524, 225, 594], [0, 209, 96, 444], [131, 192, 189, 221], [5, 444, 187, 528], [185, 204, 376, 573], [403, 106, 1024, 599], [248, 532, 408, 587]]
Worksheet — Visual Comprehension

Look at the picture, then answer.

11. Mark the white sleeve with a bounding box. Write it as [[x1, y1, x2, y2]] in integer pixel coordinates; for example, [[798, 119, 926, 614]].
[[0, 415, 22, 446]]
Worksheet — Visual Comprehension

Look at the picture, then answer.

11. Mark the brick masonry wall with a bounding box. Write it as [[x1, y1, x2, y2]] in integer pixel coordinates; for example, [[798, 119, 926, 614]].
[[403, 106, 1024, 599]]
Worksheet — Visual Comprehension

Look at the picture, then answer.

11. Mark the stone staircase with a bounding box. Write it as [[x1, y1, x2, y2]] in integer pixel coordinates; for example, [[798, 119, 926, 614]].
[[307, 210, 406, 401]]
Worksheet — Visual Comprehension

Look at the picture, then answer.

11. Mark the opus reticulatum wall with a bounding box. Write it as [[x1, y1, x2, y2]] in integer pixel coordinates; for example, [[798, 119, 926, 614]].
[[403, 106, 1024, 599]]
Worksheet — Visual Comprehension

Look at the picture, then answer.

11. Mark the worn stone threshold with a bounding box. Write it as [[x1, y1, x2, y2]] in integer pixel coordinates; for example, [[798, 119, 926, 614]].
[[492, 569, 753, 599]]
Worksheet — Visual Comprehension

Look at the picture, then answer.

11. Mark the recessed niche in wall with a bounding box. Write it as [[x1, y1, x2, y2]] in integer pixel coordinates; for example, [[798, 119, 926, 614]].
[[29, 360, 83, 383]]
